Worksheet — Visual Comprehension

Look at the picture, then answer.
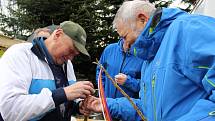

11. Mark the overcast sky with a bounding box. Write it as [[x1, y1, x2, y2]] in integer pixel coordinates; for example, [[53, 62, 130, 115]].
[[0, 0, 184, 15], [0, 0, 9, 15]]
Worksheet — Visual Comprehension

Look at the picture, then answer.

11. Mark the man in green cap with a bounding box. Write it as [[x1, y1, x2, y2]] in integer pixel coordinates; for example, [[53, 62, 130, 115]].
[[0, 21, 94, 121]]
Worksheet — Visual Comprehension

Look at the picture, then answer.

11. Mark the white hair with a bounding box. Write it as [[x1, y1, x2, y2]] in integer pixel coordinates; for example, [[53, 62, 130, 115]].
[[113, 0, 155, 30]]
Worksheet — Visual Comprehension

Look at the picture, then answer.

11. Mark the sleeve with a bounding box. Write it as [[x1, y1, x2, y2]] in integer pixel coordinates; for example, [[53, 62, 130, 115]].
[[67, 61, 77, 85], [175, 16, 215, 121], [107, 97, 142, 121], [0, 46, 55, 121], [123, 75, 140, 93]]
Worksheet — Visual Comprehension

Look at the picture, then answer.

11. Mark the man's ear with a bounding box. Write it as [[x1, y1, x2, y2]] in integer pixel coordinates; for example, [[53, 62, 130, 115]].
[[54, 29, 63, 40], [137, 13, 149, 23]]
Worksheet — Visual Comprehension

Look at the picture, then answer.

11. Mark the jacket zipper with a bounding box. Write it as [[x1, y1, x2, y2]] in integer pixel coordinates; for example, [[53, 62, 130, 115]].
[[143, 61, 148, 112], [152, 74, 157, 121], [113, 52, 126, 98], [144, 83, 147, 110], [119, 52, 126, 73]]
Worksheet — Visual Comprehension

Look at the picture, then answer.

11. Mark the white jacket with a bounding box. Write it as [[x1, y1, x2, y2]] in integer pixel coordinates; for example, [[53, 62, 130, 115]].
[[0, 43, 76, 121]]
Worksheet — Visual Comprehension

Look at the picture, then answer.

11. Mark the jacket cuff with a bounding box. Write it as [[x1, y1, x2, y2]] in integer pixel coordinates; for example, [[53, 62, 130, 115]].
[[74, 101, 81, 115], [123, 75, 132, 87], [51, 88, 67, 106]]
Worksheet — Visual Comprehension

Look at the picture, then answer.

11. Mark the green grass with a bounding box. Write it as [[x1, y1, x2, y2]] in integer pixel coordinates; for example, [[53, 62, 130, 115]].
[[0, 49, 4, 57]]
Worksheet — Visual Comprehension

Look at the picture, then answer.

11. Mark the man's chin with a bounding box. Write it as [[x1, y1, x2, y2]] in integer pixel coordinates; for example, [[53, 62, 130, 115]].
[[55, 59, 65, 65]]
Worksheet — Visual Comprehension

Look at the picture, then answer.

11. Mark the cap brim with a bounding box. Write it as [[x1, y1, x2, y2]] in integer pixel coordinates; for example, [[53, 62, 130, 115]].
[[73, 41, 90, 57]]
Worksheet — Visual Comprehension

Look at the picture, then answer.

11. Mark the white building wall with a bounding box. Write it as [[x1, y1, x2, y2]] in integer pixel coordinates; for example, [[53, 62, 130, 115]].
[[192, 0, 215, 18]]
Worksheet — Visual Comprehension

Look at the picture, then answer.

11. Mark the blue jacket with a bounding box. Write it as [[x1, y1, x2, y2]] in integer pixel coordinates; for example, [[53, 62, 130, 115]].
[[107, 8, 215, 121], [96, 39, 143, 98]]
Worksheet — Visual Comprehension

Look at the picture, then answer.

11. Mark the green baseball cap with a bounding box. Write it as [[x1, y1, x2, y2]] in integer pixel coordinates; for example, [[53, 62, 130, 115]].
[[60, 21, 90, 57]]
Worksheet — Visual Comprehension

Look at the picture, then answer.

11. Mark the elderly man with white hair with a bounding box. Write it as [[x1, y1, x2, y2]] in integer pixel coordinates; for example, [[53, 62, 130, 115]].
[[83, 0, 215, 121]]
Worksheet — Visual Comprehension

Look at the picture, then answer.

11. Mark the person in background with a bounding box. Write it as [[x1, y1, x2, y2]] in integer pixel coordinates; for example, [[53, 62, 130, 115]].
[[0, 21, 94, 121], [83, 0, 215, 121], [27, 25, 59, 42], [96, 37, 143, 99]]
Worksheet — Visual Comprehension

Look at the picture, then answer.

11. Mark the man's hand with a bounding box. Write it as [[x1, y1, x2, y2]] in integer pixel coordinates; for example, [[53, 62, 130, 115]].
[[64, 81, 94, 100], [79, 101, 91, 116], [115, 73, 127, 85], [83, 96, 102, 113]]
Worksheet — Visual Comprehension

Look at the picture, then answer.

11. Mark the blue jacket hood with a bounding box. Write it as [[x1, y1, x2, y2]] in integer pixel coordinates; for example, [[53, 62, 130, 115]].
[[130, 8, 187, 60]]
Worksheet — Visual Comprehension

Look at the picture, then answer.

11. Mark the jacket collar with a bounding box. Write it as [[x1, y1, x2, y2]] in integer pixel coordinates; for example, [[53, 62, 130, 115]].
[[130, 8, 187, 61], [31, 37, 55, 64], [117, 38, 131, 55]]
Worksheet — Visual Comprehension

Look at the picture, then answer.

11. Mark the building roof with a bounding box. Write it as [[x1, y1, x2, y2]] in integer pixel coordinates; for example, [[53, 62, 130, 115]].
[[0, 34, 26, 49]]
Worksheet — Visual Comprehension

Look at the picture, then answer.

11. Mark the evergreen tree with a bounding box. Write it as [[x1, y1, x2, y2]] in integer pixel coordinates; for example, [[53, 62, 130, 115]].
[[0, 0, 197, 83]]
